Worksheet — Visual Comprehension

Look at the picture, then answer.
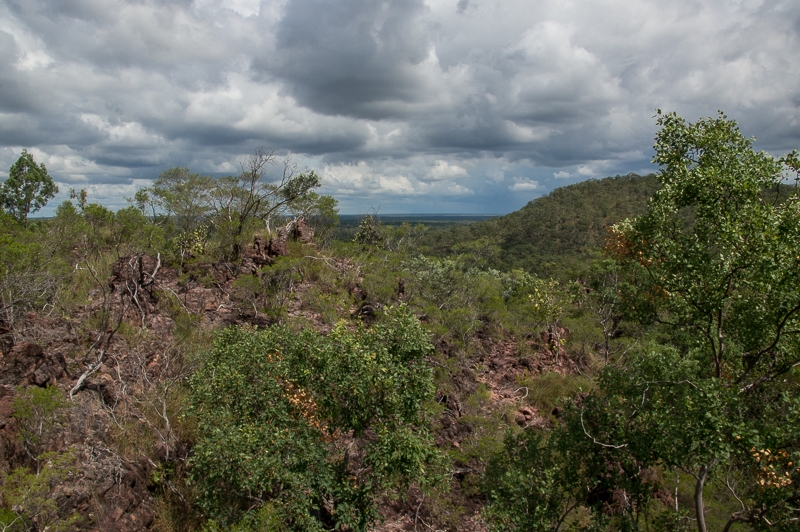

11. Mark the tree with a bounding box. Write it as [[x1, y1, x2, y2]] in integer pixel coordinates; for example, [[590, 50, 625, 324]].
[[12, 385, 68, 472], [0, 212, 68, 338], [188, 305, 442, 531], [132, 150, 322, 259], [484, 112, 800, 532], [146, 166, 215, 232], [287, 191, 340, 245], [0, 149, 58, 224], [572, 258, 629, 364], [603, 112, 800, 531], [1, 386, 80, 531], [208, 149, 321, 258], [0, 450, 81, 532], [483, 430, 591, 532]]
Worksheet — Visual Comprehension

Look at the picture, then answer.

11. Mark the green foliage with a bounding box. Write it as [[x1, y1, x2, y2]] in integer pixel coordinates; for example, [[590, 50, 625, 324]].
[[0, 217, 70, 335], [188, 305, 442, 530], [517, 372, 591, 414], [48, 197, 165, 262], [2, 388, 77, 531], [451, 236, 502, 270], [210, 154, 321, 258], [288, 192, 340, 245], [201, 504, 284, 532], [483, 431, 584, 532], [526, 278, 566, 332], [353, 214, 385, 247], [570, 258, 633, 363], [112, 205, 160, 256], [147, 166, 215, 233], [403, 256, 466, 310], [402, 255, 505, 344], [418, 173, 660, 277], [1, 149, 58, 223], [483, 112, 800, 532], [231, 257, 305, 320], [566, 346, 798, 530], [12, 385, 68, 465], [485, 349, 684, 531], [132, 154, 324, 260], [606, 112, 800, 531], [0, 450, 82, 532], [612, 111, 800, 386], [351, 215, 431, 254]]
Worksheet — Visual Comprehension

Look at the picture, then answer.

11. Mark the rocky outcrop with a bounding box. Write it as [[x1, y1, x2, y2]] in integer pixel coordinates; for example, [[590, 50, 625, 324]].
[[241, 231, 290, 274], [243, 234, 276, 267], [290, 218, 314, 243], [0, 342, 68, 387], [269, 229, 289, 255]]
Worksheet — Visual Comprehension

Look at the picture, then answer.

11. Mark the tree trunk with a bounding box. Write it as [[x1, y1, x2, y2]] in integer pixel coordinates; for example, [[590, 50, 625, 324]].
[[694, 464, 710, 532]]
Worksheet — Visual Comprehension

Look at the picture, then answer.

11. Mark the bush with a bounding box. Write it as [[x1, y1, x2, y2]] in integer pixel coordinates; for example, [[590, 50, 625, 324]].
[[188, 305, 443, 530], [0, 450, 82, 532], [12, 385, 68, 466]]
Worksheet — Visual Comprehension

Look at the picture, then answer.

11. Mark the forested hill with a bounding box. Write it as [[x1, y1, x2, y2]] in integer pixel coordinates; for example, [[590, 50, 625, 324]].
[[419, 172, 661, 276]]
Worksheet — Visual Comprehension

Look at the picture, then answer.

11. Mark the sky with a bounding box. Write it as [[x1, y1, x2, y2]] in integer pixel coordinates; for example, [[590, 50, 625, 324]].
[[1, 0, 799, 215]]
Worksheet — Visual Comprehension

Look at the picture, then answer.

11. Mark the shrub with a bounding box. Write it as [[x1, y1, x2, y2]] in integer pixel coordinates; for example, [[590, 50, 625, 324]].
[[188, 305, 443, 530]]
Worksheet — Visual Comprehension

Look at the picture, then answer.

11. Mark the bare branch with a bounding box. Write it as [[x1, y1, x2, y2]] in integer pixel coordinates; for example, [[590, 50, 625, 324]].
[[580, 409, 628, 449]]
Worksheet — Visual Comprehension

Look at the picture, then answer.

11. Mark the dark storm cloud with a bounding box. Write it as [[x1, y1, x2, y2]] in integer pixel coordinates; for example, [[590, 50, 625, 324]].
[[0, 0, 798, 214], [269, 0, 430, 117]]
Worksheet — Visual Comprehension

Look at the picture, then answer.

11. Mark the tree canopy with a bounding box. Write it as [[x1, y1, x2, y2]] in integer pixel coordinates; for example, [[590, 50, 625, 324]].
[[0, 149, 58, 223], [133, 149, 324, 259], [484, 112, 800, 532]]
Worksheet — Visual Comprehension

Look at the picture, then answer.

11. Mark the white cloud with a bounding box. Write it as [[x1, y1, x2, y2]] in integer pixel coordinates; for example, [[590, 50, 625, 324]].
[[1, 0, 798, 214], [509, 179, 541, 191], [426, 160, 468, 181]]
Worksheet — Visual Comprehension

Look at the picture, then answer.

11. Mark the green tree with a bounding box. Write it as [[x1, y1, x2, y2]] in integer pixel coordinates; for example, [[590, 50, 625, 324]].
[[287, 192, 340, 245], [0, 451, 81, 532], [0, 212, 69, 335], [146, 166, 215, 233], [602, 111, 800, 531], [208, 149, 321, 258], [483, 430, 589, 532], [484, 113, 800, 532], [611, 112, 800, 387], [12, 386, 68, 470], [353, 214, 386, 248], [572, 258, 629, 363], [188, 305, 442, 531], [1, 149, 58, 224], [1, 386, 80, 531]]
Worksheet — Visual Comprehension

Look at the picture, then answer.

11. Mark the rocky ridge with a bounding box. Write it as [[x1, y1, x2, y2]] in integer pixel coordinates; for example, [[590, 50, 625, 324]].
[[1, 228, 579, 531]]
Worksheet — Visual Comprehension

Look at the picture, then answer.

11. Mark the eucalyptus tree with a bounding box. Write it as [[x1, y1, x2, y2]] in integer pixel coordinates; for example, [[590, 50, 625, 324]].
[[484, 112, 800, 532], [604, 112, 800, 531], [0, 149, 58, 224], [135, 150, 321, 259], [208, 149, 321, 258]]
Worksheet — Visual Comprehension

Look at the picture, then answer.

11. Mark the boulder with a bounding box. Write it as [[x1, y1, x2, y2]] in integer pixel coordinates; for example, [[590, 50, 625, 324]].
[[242, 234, 274, 266], [0, 342, 66, 386], [292, 219, 314, 243], [267, 230, 288, 257]]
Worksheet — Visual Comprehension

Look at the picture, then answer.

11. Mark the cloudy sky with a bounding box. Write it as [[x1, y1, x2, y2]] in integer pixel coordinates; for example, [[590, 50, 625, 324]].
[[1, 0, 799, 214]]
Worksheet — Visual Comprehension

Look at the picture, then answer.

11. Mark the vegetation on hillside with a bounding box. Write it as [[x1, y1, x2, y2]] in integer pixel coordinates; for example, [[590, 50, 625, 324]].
[[0, 112, 798, 532], [418, 173, 661, 278]]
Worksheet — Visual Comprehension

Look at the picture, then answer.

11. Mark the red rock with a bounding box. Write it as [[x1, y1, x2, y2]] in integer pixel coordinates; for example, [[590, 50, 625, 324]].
[[267, 230, 288, 257]]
